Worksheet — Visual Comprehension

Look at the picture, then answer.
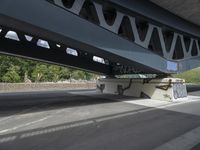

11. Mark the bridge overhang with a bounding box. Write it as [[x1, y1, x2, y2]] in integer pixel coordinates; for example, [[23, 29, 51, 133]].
[[0, 0, 200, 75]]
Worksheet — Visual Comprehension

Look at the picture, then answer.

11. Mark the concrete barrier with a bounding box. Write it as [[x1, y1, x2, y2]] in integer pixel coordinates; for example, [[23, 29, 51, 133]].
[[97, 78, 188, 102], [0, 82, 96, 93]]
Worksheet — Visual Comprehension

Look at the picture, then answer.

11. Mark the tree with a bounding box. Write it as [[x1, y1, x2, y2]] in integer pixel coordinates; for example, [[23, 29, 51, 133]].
[[0, 55, 96, 83], [59, 67, 71, 80], [71, 70, 85, 80], [2, 65, 21, 83], [84, 72, 96, 80], [31, 64, 48, 82], [47, 65, 61, 82]]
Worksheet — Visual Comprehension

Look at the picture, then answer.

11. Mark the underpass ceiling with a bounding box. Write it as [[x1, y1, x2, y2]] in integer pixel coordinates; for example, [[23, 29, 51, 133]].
[[151, 0, 200, 26]]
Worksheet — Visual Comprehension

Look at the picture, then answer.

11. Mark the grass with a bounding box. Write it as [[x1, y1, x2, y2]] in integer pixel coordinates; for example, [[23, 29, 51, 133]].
[[173, 67, 200, 83]]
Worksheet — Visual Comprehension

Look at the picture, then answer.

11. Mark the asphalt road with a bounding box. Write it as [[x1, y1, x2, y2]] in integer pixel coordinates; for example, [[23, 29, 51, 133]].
[[0, 89, 200, 150]]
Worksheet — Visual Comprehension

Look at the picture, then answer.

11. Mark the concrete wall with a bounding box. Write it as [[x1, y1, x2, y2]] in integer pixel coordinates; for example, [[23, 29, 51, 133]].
[[0, 82, 96, 93]]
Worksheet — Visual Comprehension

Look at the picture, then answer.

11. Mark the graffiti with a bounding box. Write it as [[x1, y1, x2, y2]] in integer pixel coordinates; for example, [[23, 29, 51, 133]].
[[173, 83, 187, 99], [113, 66, 141, 74]]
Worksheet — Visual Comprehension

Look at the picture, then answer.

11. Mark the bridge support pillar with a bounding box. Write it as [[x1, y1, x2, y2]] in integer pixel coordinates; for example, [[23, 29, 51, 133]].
[[97, 78, 188, 102]]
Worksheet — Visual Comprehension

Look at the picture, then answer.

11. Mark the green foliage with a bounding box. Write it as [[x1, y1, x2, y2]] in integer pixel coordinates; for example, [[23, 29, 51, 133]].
[[2, 55, 200, 84], [71, 71, 85, 80], [173, 68, 200, 83], [32, 64, 49, 82], [0, 55, 96, 83], [2, 65, 21, 83], [59, 68, 72, 80], [47, 65, 61, 82]]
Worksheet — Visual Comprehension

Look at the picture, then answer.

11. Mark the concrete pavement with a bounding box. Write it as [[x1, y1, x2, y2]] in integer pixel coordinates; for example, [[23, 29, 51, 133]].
[[0, 90, 200, 150]]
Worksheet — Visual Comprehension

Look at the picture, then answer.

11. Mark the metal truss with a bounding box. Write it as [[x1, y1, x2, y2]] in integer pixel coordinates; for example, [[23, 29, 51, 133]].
[[51, 0, 200, 61], [1, 0, 200, 75], [0, 23, 164, 75]]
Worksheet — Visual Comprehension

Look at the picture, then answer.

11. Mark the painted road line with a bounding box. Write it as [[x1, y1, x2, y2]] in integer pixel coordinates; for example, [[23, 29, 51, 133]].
[[0, 116, 51, 135], [0, 97, 197, 136], [20, 120, 94, 139]]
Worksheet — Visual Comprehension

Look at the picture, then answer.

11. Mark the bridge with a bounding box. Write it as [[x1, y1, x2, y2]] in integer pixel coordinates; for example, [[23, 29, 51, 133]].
[[0, 0, 199, 100]]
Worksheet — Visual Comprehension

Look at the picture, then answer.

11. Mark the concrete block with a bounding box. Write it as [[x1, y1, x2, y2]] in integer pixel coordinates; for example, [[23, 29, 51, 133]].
[[97, 78, 187, 102]]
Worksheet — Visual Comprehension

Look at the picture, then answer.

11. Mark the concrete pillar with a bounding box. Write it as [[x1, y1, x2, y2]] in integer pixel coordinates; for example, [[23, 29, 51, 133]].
[[97, 78, 187, 102]]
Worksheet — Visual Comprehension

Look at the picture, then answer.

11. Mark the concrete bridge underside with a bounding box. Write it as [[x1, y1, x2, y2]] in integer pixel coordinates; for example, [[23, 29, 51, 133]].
[[152, 0, 200, 26]]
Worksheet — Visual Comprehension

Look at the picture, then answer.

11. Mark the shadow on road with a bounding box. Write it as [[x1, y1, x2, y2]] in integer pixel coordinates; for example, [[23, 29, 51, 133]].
[[0, 90, 134, 117], [0, 84, 199, 117], [0, 105, 200, 150]]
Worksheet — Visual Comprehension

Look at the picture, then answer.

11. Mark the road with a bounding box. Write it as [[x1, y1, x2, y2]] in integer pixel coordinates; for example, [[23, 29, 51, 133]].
[[0, 89, 200, 150]]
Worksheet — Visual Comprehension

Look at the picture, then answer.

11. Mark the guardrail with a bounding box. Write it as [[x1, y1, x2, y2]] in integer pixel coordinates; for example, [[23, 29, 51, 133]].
[[186, 84, 200, 92]]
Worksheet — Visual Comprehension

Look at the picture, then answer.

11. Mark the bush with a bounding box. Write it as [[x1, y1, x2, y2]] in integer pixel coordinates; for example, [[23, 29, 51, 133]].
[[2, 69, 21, 83], [0, 55, 96, 83], [173, 68, 200, 83]]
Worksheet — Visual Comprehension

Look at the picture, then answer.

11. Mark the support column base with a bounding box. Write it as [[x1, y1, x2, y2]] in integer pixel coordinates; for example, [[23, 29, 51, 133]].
[[97, 78, 188, 102]]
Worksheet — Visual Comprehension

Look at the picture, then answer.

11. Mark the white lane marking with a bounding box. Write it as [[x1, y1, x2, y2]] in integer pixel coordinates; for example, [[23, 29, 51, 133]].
[[0, 136, 17, 143], [0, 105, 48, 124], [1, 95, 199, 140], [0, 97, 200, 143], [1, 97, 195, 135], [8, 107, 157, 139], [20, 120, 94, 139], [0, 120, 94, 143], [0, 104, 176, 141], [154, 126, 200, 150], [0, 116, 51, 135]]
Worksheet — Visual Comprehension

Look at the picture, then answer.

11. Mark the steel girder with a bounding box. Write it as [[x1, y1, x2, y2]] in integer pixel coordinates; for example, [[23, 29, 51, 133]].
[[0, 0, 200, 75], [0, 34, 112, 75]]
